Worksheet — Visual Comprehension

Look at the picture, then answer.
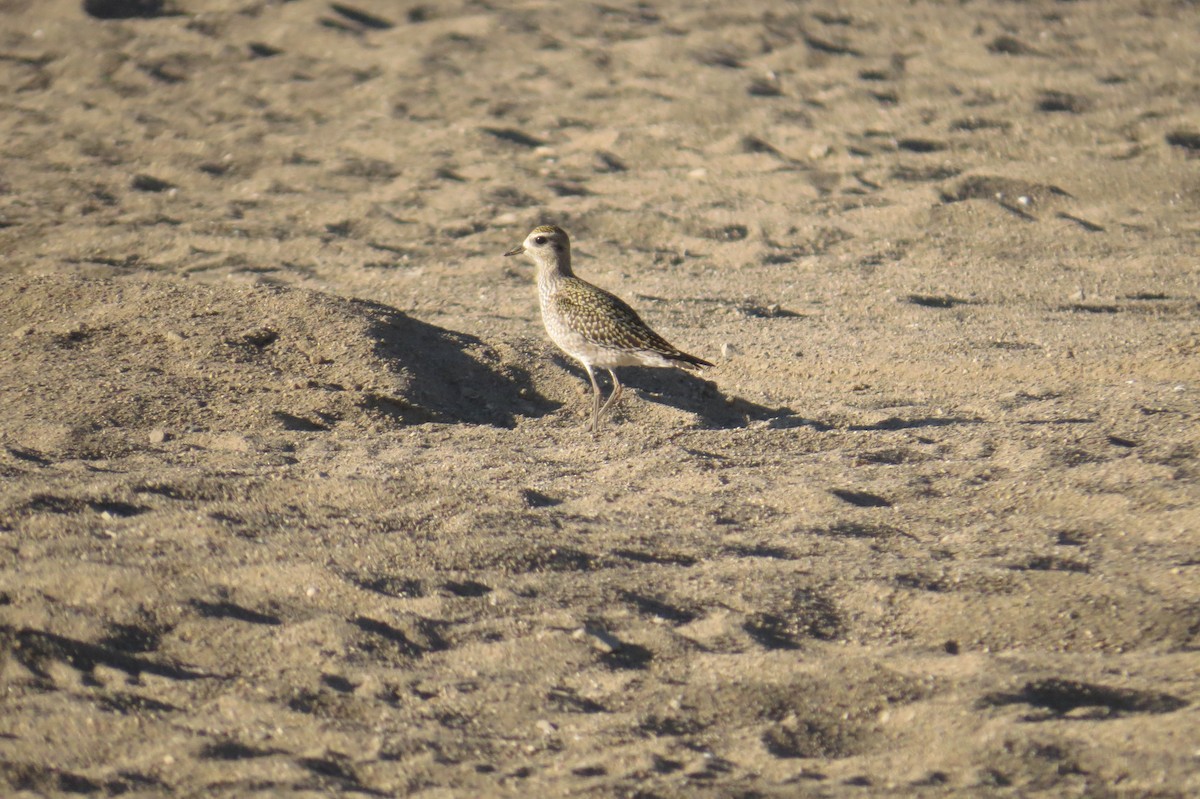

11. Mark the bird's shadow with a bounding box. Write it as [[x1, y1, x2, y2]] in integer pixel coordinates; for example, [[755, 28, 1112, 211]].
[[552, 355, 818, 431], [354, 299, 560, 428]]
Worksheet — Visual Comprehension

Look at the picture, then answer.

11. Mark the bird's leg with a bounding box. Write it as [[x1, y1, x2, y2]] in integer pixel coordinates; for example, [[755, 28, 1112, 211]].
[[584, 364, 602, 434], [599, 369, 623, 421]]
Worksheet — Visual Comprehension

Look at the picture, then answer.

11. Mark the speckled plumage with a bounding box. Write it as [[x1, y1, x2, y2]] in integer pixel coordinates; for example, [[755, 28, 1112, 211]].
[[505, 225, 712, 433]]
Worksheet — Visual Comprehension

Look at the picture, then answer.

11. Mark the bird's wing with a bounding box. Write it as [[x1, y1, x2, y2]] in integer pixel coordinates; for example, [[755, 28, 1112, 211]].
[[552, 280, 679, 354]]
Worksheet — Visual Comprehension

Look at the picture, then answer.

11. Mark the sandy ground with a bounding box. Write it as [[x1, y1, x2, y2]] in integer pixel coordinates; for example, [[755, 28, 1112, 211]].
[[2, 0, 1199, 796]]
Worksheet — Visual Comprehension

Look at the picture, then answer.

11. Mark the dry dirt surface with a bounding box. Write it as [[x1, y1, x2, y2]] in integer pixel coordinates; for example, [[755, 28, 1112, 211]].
[[2, 0, 1200, 796]]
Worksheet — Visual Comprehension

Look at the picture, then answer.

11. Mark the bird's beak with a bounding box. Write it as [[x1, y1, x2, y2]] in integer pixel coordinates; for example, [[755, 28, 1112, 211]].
[[504, 245, 524, 257]]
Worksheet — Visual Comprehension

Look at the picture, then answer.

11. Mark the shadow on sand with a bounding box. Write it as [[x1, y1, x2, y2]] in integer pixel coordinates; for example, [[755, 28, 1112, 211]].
[[554, 357, 816, 431], [354, 299, 560, 428]]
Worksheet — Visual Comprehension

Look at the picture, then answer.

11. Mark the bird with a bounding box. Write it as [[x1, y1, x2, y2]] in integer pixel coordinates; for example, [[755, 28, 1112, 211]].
[[504, 225, 712, 434]]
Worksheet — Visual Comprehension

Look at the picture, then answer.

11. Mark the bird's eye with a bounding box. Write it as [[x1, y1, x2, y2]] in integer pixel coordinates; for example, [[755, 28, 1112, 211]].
[[533, 236, 547, 245]]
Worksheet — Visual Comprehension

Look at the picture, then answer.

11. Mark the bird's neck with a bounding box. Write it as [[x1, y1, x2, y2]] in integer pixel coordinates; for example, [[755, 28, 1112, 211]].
[[537, 256, 573, 283]]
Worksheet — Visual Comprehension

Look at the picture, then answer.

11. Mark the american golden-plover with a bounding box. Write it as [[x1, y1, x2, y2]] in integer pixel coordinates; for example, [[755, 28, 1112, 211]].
[[505, 225, 712, 433]]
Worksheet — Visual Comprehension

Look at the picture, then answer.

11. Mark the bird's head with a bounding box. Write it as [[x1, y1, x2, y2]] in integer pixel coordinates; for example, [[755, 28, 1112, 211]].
[[504, 225, 571, 272]]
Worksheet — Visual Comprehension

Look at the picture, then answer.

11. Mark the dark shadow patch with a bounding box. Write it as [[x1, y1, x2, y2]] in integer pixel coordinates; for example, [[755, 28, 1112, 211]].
[[981, 678, 1188, 717], [906, 293, 971, 308], [100, 621, 168, 654], [297, 755, 389, 797], [442, 580, 491, 598], [547, 180, 591, 197], [987, 35, 1041, 56], [611, 548, 697, 567], [1166, 130, 1200, 153], [1056, 212, 1105, 232], [200, 740, 286, 760], [830, 488, 892, 508], [601, 642, 654, 671], [22, 494, 149, 517], [0, 760, 105, 794], [1060, 303, 1121, 314], [584, 360, 793, 431], [492, 544, 606, 573], [6, 446, 51, 466], [83, 0, 169, 20], [358, 392, 437, 425], [273, 411, 330, 432], [547, 686, 607, 714], [687, 754, 736, 780], [766, 414, 835, 431], [521, 489, 561, 508], [619, 591, 697, 625], [722, 543, 797, 560], [854, 447, 927, 466], [811, 521, 905, 539], [0, 625, 212, 682], [743, 613, 802, 650], [1009, 555, 1090, 573], [351, 617, 424, 659], [896, 138, 946, 153], [891, 164, 961, 182], [89, 499, 149, 517], [329, 3, 394, 30], [481, 127, 546, 148], [95, 692, 181, 714], [287, 688, 341, 716], [913, 771, 951, 786], [692, 47, 744, 68], [488, 185, 540, 207], [703, 224, 749, 242], [189, 599, 282, 626], [1055, 529, 1089, 547], [320, 674, 357, 693], [109, 770, 168, 793], [130, 174, 175, 193], [1037, 91, 1090, 114], [334, 157, 399, 181], [734, 302, 803, 318], [763, 718, 860, 759], [941, 175, 1072, 204], [652, 754, 685, 773], [748, 76, 784, 97], [996, 200, 1038, 221], [894, 572, 948, 592], [638, 713, 707, 737], [949, 116, 1012, 132], [349, 574, 425, 599], [802, 31, 862, 57], [747, 588, 843, 646], [594, 151, 627, 172], [741, 135, 788, 158], [355, 611, 451, 657], [847, 416, 980, 431], [248, 42, 283, 58], [355, 298, 558, 427]]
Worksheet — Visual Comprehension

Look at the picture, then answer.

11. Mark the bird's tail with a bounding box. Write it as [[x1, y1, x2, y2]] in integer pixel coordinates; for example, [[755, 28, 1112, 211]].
[[670, 350, 714, 370]]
